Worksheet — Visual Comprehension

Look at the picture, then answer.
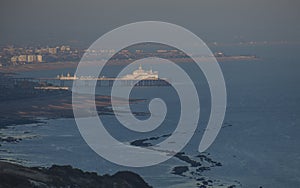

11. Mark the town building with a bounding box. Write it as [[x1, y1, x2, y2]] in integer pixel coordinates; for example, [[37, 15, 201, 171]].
[[27, 55, 36, 63], [18, 55, 27, 62], [37, 55, 43, 62], [48, 47, 57, 54]]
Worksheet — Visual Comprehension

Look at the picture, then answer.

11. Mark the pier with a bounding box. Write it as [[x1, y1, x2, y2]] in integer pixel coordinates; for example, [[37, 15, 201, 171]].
[[12, 77, 171, 89], [12, 66, 171, 89]]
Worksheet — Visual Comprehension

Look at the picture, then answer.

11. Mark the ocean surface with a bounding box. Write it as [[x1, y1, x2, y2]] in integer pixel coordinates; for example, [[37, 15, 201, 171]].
[[1, 44, 300, 187]]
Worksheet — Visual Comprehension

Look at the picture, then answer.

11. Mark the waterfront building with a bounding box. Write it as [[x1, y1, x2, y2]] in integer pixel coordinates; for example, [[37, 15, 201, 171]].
[[121, 65, 158, 80], [27, 55, 36, 63], [48, 47, 57, 54], [10, 56, 18, 63], [18, 55, 27, 62], [37, 55, 43, 62]]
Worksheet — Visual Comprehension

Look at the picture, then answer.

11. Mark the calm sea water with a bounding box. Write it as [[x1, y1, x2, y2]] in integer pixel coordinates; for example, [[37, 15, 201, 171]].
[[2, 44, 300, 187]]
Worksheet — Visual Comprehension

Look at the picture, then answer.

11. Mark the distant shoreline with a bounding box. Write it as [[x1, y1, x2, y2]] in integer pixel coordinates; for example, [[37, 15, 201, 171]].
[[0, 55, 257, 73], [0, 61, 79, 73]]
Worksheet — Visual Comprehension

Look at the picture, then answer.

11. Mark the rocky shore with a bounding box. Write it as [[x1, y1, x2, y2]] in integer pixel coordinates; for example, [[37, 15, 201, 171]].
[[0, 72, 242, 187], [129, 131, 241, 188], [0, 161, 152, 188]]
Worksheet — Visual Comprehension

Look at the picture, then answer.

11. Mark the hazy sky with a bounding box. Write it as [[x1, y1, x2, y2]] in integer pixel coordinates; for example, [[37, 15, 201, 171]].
[[0, 0, 299, 47]]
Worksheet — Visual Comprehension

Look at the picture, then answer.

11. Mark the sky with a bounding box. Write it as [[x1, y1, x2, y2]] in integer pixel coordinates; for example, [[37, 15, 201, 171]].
[[0, 0, 299, 47]]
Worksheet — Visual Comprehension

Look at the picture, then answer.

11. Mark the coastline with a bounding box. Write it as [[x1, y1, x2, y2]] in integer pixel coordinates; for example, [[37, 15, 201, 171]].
[[0, 61, 79, 73], [0, 90, 146, 129], [0, 57, 252, 188], [0, 77, 154, 187], [0, 56, 257, 74]]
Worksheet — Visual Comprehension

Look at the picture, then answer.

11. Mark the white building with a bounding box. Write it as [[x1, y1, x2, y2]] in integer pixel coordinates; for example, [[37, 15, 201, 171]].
[[11, 56, 18, 63], [48, 47, 57, 54], [121, 65, 158, 80], [37, 55, 43, 62], [27, 55, 36, 62], [18, 55, 27, 62]]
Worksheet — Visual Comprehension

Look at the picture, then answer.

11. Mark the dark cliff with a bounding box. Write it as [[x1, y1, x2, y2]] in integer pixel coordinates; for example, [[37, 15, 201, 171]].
[[0, 161, 152, 188]]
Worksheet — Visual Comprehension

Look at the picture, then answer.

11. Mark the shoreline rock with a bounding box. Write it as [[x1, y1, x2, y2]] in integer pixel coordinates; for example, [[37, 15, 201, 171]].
[[0, 161, 152, 188]]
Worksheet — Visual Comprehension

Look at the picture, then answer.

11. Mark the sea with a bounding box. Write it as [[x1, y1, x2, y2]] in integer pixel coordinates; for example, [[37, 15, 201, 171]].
[[0, 44, 299, 187]]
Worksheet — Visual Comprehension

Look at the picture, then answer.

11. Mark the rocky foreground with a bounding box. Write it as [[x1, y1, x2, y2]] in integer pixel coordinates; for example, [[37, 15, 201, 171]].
[[0, 161, 152, 188]]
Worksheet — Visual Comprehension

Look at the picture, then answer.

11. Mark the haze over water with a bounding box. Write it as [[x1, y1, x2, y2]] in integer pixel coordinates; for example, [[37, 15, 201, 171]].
[[1, 43, 299, 187], [1, 0, 300, 187]]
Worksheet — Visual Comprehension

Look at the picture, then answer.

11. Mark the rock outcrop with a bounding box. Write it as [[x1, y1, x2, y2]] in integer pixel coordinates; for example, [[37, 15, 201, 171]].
[[0, 161, 152, 188]]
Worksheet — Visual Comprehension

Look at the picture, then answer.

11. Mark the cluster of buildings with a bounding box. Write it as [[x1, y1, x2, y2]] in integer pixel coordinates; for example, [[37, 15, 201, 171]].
[[83, 48, 186, 61], [11, 55, 43, 64], [9, 46, 73, 64], [36, 45, 71, 55], [0, 44, 231, 67], [0, 45, 82, 66]]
